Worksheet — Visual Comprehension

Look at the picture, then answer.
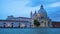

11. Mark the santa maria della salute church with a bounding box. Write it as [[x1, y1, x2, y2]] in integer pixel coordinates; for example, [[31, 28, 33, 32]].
[[0, 5, 52, 28], [31, 5, 52, 27]]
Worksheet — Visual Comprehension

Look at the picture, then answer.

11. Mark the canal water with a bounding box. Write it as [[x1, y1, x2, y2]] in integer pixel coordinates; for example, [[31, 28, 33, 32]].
[[0, 28, 60, 34]]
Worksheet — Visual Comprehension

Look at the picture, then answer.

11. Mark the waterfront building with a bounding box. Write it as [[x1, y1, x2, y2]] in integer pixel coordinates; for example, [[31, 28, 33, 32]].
[[52, 21, 60, 28], [30, 5, 52, 27], [0, 5, 52, 28]]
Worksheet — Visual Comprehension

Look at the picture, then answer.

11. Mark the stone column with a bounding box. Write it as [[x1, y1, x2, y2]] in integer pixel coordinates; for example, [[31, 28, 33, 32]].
[[46, 21, 48, 27], [49, 19, 52, 27]]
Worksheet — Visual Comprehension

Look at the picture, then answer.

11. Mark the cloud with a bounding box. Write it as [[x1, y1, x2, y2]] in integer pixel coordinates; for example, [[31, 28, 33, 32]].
[[26, 0, 60, 7], [47, 2, 60, 8], [0, 0, 31, 19], [47, 7, 60, 21], [0, 0, 37, 19], [0, 0, 60, 21]]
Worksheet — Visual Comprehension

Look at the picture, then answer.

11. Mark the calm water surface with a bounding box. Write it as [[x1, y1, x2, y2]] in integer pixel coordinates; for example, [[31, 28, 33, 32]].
[[0, 28, 60, 34]]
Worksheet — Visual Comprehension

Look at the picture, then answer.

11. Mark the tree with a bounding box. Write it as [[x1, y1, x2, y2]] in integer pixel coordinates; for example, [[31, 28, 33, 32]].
[[34, 20, 40, 27]]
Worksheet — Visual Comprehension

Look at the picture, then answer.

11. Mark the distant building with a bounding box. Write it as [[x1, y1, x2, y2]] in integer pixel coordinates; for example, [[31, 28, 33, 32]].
[[0, 17, 31, 28], [52, 21, 60, 28], [0, 5, 52, 28]]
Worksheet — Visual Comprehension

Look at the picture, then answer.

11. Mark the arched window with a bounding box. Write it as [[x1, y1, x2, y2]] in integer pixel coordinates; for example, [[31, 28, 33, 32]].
[[11, 23, 13, 28], [3, 23, 6, 28], [18, 23, 20, 28]]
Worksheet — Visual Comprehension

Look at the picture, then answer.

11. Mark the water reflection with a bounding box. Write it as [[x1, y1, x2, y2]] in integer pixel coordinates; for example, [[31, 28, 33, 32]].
[[0, 28, 60, 34]]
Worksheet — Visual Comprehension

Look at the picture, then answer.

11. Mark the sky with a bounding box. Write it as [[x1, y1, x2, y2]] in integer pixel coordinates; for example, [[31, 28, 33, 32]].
[[0, 0, 60, 21]]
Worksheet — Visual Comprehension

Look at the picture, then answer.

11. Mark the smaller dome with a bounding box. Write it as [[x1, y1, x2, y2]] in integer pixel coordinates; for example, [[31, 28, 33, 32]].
[[38, 5, 47, 17]]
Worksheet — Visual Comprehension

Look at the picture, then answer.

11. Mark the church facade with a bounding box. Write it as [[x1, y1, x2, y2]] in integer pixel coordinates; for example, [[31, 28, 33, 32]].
[[0, 5, 52, 28], [31, 5, 52, 27]]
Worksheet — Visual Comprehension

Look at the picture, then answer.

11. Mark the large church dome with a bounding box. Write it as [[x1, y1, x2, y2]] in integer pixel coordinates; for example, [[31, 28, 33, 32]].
[[38, 5, 47, 17]]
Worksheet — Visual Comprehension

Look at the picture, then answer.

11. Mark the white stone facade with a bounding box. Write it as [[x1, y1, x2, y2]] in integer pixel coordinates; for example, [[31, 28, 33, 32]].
[[0, 5, 52, 28], [30, 5, 52, 27]]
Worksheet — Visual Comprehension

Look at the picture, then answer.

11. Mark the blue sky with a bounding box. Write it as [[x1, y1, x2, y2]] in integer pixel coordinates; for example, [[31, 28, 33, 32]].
[[0, 0, 60, 21]]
